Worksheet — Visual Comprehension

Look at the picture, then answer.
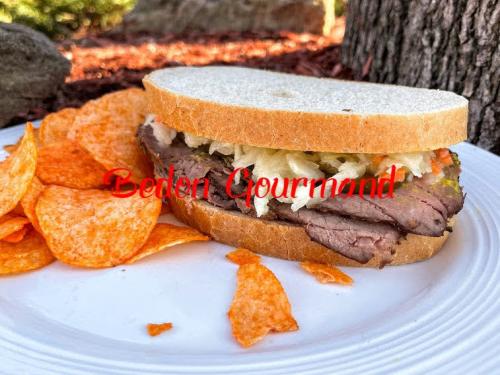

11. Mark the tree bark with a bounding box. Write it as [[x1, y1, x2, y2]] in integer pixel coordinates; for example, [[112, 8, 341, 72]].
[[342, 0, 500, 154]]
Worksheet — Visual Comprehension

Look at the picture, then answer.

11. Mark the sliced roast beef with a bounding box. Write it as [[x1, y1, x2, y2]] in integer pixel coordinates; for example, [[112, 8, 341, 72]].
[[414, 168, 464, 217], [205, 167, 241, 210], [316, 197, 396, 224], [269, 202, 400, 264], [362, 194, 446, 237], [315, 168, 463, 237], [138, 123, 245, 209], [315, 192, 448, 237], [138, 123, 211, 180], [138, 123, 464, 265]]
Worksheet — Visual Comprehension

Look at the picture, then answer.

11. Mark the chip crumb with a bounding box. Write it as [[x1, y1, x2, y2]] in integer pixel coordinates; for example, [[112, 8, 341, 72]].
[[300, 261, 353, 285], [226, 248, 261, 266], [147, 322, 173, 336], [228, 263, 298, 348]]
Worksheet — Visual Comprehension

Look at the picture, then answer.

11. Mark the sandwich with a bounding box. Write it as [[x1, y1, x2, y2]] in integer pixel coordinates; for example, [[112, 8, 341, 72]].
[[138, 66, 467, 268]]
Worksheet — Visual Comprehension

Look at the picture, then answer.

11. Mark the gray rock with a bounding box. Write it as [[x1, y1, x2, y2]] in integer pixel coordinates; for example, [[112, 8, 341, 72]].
[[0, 23, 71, 127], [119, 0, 334, 35]]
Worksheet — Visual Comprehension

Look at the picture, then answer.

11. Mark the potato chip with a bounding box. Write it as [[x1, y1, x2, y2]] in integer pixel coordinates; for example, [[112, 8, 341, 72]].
[[36, 140, 108, 189], [228, 263, 298, 347], [0, 214, 29, 240], [10, 204, 25, 216], [300, 261, 353, 285], [147, 322, 173, 337], [2, 128, 40, 154], [2, 226, 28, 243], [0, 229, 55, 275], [0, 123, 37, 217], [3, 144, 17, 154], [39, 107, 78, 146], [126, 223, 209, 264], [20, 176, 45, 232], [70, 88, 151, 183], [36, 185, 161, 268], [73, 88, 146, 126], [226, 248, 261, 266]]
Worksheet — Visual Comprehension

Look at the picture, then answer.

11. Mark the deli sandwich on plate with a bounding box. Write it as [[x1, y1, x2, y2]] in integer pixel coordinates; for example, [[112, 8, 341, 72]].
[[138, 66, 467, 268]]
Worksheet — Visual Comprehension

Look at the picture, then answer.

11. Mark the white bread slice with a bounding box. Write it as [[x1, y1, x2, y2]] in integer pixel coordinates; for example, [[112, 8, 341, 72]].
[[144, 66, 468, 154], [169, 195, 454, 268]]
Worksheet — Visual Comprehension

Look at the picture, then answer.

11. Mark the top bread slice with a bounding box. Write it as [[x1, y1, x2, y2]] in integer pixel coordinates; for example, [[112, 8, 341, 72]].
[[143, 66, 468, 153]]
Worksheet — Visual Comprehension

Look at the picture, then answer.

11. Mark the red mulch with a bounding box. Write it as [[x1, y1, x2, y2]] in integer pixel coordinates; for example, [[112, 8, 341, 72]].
[[8, 28, 351, 126]]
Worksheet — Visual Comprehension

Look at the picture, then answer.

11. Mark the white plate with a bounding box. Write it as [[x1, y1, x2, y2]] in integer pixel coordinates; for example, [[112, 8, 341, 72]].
[[0, 124, 499, 374]]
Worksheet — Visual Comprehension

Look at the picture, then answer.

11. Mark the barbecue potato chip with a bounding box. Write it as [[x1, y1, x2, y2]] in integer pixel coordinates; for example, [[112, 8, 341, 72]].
[[2, 226, 29, 243], [300, 261, 353, 285], [0, 214, 29, 241], [147, 322, 173, 337], [36, 140, 108, 189], [226, 248, 261, 266], [36, 185, 161, 268], [71, 88, 151, 183], [10, 204, 25, 216], [0, 123, 37, 217], [228, 263, 298, 347], [20, 176, 45, 232], [39, 107, 78, 146], [0, 229, 55, 275], [3, 144, 17, 154], [2, 127, 40, 154], [66, 89, 144, 140], [126, 223, 209, 264]]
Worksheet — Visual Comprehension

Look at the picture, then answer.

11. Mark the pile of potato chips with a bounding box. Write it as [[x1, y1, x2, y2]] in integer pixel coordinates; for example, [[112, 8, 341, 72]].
[[0, 89, 208, 274], [0, 88, 353, 348]]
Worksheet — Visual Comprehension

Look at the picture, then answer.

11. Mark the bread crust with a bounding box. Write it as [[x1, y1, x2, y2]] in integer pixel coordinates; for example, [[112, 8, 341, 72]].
[[168, 195, 454, 268], [144, 75, 467, 154]]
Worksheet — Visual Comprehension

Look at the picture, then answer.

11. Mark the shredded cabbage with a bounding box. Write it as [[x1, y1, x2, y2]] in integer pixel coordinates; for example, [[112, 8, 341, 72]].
[[147, 115, 441, 217], [145, 115, 177, 145], [208, 141, 234, 156], [377, 152, 433, 177], [184, 132, 210, 148]]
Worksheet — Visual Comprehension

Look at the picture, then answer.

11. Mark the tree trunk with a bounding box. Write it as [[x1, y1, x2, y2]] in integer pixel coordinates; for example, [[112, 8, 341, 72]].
[[342, 0, 500, 155]]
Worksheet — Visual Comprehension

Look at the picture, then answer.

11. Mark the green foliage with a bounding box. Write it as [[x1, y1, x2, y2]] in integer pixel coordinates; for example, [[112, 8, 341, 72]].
[[0, 0, 135, 39], [335, 0, 347, 17]]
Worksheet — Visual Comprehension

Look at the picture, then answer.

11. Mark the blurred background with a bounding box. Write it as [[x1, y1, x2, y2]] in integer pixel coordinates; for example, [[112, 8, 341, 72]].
[[0, 0, 498, 154]]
